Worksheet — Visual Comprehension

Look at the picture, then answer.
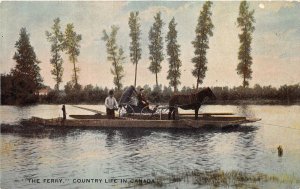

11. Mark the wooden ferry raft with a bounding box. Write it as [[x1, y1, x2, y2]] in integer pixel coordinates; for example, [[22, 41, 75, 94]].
[[23, 114, 261, 129]]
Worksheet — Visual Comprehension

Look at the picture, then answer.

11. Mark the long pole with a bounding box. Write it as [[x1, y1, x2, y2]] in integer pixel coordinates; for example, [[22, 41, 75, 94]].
[[71, 105, 105, 114]]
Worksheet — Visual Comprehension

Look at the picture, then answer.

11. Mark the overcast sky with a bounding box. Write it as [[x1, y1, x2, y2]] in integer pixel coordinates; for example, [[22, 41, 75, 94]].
[[1, 1, 299, 89]]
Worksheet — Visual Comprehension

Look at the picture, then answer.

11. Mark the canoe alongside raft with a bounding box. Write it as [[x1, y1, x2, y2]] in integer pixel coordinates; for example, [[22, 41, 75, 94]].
[[22, 113, 261, 129]]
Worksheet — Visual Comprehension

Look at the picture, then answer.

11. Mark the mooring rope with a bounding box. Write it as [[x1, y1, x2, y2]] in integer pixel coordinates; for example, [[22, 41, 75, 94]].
[[256, 121, 300, 131]]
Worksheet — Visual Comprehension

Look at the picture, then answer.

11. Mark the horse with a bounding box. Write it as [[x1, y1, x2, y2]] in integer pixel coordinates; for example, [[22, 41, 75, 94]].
[[168, 87, 217, 120]]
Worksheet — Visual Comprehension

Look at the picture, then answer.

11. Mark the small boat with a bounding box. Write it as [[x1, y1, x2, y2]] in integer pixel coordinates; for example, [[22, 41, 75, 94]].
[[22, 113, 261, 129]]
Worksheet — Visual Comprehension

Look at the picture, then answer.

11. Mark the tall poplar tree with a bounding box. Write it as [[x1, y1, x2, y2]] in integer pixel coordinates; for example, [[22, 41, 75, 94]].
[[102, 25, 125, 91], [63, 23, 82, 89], [148, 12, 164, 86], [128, 11, 142, 87], [12, 28, 43, 103], [192, 1, 214, 89], [166, 17, 182, 92], [46, 18, 64, 90], [237, 1, 255, 88]]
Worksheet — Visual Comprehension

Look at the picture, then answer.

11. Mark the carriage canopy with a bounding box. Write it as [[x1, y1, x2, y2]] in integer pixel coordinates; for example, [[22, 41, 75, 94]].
[[119, 85, 138, 107]]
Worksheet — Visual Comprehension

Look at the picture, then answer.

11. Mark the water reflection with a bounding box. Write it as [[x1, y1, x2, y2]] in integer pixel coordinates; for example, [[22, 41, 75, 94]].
[[103, 129, 116, 148], [1, 124, 259, 139], [119, 129, 151, 145], [234, 127, 260, 172], [1, 124, 82, 140]]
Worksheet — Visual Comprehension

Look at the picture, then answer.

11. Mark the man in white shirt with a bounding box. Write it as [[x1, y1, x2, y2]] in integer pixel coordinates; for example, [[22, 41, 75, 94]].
[[105, 90, 118, 119]]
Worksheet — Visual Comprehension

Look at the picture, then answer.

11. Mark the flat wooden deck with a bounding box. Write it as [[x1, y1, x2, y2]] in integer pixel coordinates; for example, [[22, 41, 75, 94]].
[[22, 116, 261, 129]]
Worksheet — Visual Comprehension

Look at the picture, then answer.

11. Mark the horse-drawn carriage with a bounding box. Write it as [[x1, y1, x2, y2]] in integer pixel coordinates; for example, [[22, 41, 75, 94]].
[[118, 85, 217, 120], [118, 85, 161, 115]]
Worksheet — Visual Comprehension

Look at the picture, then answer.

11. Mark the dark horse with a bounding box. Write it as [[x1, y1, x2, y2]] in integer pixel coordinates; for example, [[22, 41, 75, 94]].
[[168, 87, 217, 120]]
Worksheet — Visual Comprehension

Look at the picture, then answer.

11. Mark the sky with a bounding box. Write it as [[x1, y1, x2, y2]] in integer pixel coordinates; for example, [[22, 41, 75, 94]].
[[0, 1, 299, 90]]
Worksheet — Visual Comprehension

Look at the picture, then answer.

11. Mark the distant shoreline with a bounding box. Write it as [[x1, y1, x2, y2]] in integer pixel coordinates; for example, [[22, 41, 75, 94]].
[[2, 100, 299, 106], [210, 99, 300, 105]]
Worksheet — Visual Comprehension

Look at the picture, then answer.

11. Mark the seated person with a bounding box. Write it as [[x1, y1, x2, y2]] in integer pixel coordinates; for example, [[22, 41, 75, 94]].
[[137, 88, 149, 108], [136, 88, 159, 114]]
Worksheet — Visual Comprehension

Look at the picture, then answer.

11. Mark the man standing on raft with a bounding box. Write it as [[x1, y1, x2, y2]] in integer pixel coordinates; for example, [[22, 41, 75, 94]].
[[105, 90, 118, 119]]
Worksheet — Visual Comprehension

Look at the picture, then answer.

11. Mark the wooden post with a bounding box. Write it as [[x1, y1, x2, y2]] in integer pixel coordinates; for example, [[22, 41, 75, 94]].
[[62, 104, 66, 120]]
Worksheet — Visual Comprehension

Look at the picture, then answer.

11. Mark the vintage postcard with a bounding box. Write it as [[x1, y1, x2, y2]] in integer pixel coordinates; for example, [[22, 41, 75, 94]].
[[1, 1, 300, 189]]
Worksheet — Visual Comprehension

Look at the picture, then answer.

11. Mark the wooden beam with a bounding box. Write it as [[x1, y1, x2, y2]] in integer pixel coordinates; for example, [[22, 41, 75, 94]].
[[179, 113, 234, 116], [71, 105, 106, 114]]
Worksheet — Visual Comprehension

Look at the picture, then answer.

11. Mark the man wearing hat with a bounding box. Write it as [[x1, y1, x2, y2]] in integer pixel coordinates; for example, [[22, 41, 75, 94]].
[[105, 90, 118, 119]]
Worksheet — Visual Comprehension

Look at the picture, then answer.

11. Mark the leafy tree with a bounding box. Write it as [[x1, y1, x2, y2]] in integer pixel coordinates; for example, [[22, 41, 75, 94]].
[[166, 17, 182, 92], [128, 11, 142, 87], [148, 12, 164, 86], [46, 18, 64, 90], [237, 1, 255, 88], [102, 25, 125, 91], [181, 86, 193, 94], [162, 85, 173, 101], [63, 23, 82, 89], [64, 81, 74, 95], [150, 84, 163, 103], [191, 1, 214, 89], [10, 28, 43, 104], [1, 74, 14, 104]]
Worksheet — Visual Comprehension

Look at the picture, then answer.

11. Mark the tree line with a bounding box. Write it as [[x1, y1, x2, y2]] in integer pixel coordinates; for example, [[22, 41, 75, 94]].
[[38, 84, 300, 104], [2, 1, 289, 105]]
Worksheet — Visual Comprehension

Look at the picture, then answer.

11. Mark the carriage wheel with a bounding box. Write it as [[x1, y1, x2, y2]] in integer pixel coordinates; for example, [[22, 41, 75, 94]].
[[119, 104, 135, 116], [126, 104, 135, 114], [141, 106, 148, 114]]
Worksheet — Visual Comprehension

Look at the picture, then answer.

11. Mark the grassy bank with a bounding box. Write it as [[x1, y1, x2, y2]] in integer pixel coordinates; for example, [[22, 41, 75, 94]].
[[127, 169, 300, 188]]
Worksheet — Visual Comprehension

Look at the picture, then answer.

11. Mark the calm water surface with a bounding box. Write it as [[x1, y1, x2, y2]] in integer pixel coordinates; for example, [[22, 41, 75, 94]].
[[1, 105, 300, 189]]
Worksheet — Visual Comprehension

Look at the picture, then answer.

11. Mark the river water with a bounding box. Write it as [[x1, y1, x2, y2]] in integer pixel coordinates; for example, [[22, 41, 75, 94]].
[[1, 105, 300, 189]]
